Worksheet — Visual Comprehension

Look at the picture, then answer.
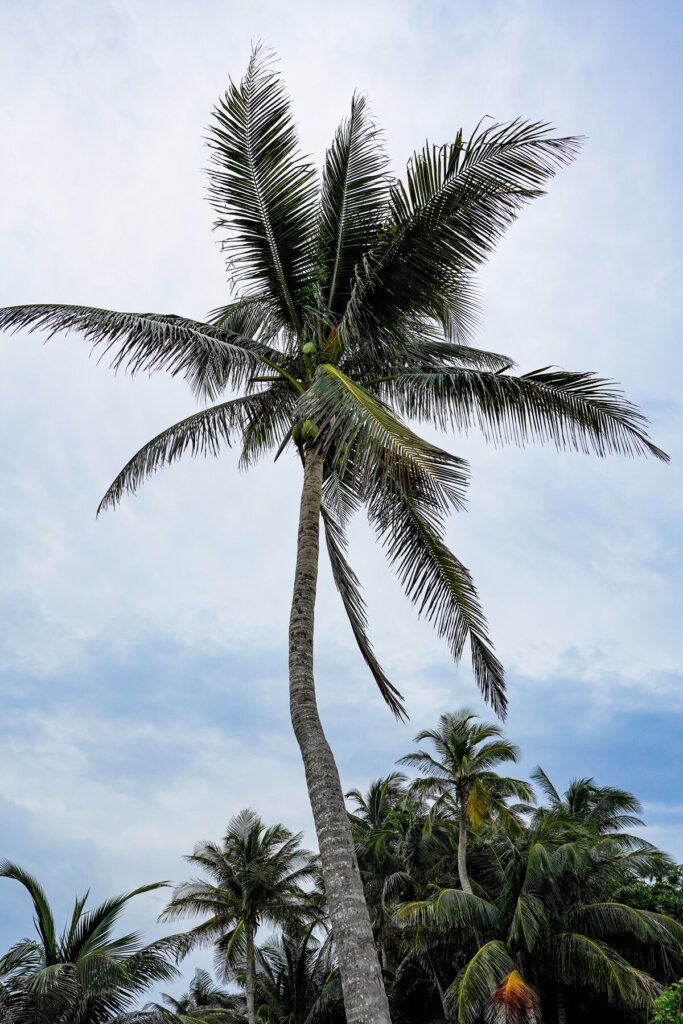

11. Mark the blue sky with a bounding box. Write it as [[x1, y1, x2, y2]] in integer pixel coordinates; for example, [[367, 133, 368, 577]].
[[0, 0, 681, 984]]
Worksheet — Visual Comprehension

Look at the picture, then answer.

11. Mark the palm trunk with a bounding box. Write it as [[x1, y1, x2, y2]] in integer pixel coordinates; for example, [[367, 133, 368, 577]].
[[458, 802, 473, 893], [557, 989, 567, 1024], [288, 451, 392, 1024], [245, 921, 256, 1024]]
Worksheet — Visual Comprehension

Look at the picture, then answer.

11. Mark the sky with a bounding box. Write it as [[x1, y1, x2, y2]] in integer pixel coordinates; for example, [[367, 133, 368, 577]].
[[0, 0, 681, 990]]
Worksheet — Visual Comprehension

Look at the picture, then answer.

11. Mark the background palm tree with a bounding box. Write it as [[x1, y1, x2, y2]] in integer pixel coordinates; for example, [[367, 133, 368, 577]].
[[160, 809, 315, 1024], [0, 861, 175, 1024], [129, 968, 244, 1023], [399, 710, 533, 893], [0, 45, 668, 1024], [400, 767, 683, 1023], [250, 928, 343, 1024]]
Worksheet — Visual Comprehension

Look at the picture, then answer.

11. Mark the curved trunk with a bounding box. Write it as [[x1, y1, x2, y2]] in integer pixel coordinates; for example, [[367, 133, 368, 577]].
[[245, 921, 256, 1024], [288, 451, 392, 1024], [458, 802, 473, 893]]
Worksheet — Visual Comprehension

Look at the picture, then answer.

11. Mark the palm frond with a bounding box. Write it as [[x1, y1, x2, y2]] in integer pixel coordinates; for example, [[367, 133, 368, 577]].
[[97, 393, 289, 513], [207, 45, 318, 334], [298, 364, 469, 513], [318, 93, 390, 321], [383, 366, 669, 461], [551, 932, 659, 1008], [341, 120, 581, 356], [507, 894, 547, 952], [487, 970, 539, 1024], [0, 304, 278, 402], [449, 940, 520, 1024], [368, 490, 506, 715], [398, 887, 500, 932], [321, 507, 405, 717], [0, 862, 57, 964]]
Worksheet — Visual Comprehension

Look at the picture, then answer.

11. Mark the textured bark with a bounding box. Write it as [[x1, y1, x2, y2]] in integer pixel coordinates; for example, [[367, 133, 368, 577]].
[[458, 802, 473, 894], [288, 452, 392, 1024], [557, 989, 567, 1024], [245, 922, 256, 1024]]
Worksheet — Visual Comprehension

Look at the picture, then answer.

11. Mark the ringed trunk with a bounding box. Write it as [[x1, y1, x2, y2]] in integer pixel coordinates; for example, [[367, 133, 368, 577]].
[[557, 989, 567, 1024], [245, 921, 257, 1024], [458, 802, 473, 894], [288, 451, 392, 1024]]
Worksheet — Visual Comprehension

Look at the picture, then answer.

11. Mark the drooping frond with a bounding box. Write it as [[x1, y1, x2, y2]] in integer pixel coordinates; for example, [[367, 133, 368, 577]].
[[450, 940, 522, 1024], [551, 932, 660, 1009], [297, 364, 470, 513], [238, 385, 298, 468], [0, 863, 57, 964], [97, 393, 286, 513], [367, 491, 506, 715], [341, 120, 581, 357], [398, 887, 500, 932], [487, 970, 539, 1024], [207, 45, 318, 333], [321, 507, 405, 717], [507, 894, 547, 952], [318, 93, 390, 321], [383, 366, 669, 461], [0, 304, 274, 402]]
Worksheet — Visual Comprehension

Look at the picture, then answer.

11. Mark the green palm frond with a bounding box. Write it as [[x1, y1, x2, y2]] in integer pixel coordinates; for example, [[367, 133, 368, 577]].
[[507, 894, 547, 952], [398, 887, 500, 931], [551, 932, 660, 1008], [317, 92, 390, 322], [321, 507, 405, 717], [0, 862, 57, 964], [206, 293, 281, 341], [368, 492, 506, 714], [0, 304, 275, 402], [207, 45, 317, 335], [298, 364, 469, 513], [569, 902, 683, 950], [96, 395, 276, 513], [383, 366, 668, 460], [238, 385, 297, 468], [341, 120, 581, 356]]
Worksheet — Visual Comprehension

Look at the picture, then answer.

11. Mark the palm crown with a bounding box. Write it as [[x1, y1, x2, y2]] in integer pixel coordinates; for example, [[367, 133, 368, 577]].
[[0, 45, 667, 723], [0, 861, 175, 1024]]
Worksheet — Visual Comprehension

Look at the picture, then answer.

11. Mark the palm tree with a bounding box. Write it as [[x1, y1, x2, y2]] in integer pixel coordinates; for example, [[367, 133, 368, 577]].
[[251, 928, 343, 1024], [0, 45, 668, 1023], [399, 710, 533, 893], [0, 860, 175, 1024], [160, 809, 315, 1024], [400, 804, 683, 1022], [130, 968, 244, 1023]]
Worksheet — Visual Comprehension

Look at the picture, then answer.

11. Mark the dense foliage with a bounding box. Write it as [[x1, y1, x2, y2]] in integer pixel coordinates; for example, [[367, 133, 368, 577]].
[[1, 710, 681, 1024]]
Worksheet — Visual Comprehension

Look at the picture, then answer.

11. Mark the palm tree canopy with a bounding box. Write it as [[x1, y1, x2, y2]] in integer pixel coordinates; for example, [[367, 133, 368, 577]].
[[0, 45, 667, 721], [399, 710, 533, 826], [160, 809, 317, 975], [0, 861, 176, 1024]]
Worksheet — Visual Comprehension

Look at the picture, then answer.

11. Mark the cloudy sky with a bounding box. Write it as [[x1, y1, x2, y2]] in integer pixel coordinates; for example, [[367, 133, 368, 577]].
[[0, 0, 681, 978]]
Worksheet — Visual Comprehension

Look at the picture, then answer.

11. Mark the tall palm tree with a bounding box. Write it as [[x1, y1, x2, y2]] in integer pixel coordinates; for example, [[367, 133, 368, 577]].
[[399, 710, 533, 893], [0, 861, 175, 1024], [0, 46, 668, 1023], [160, 809, 315, 1024]]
